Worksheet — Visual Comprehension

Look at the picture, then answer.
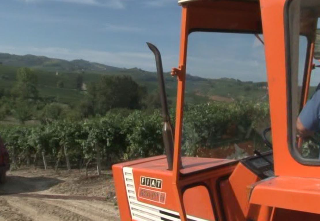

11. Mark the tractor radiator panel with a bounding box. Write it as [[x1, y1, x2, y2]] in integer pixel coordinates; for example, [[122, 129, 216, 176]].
[[123, 167, 207, 221]]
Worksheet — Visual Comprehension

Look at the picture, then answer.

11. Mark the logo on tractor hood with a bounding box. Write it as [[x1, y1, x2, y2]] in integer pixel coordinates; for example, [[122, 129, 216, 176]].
[[140, 176, 162, 189]]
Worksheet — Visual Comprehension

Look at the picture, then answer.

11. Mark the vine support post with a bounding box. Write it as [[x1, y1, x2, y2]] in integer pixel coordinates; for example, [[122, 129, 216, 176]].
[[42, 151, 47, 170], [26, 147, 30, 167], [64, 145, 71, 171], [11, 146, 17, 170], [55, 156, 60, 172], [96, 143, 102, 176], [33, 153, 38, 169], [85, 158, 92, 178]]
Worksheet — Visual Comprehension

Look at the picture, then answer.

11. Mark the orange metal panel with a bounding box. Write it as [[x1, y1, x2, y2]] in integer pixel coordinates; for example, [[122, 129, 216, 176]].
[[260, 0, 320, 178], [187, 1, 262, 33], [250, 176, 320, 214], [219, 179, 246, 221], [183, 185, 216, 220], [132, 168, 177, 210], [172, 5, 189, 221], [172, 1, 265, 219], [260, 0, 289, 177], [132, 156, 235, 176], [257, 206, 272, 221], [272, 208, 320, 221], [229, 162, 260, 218]]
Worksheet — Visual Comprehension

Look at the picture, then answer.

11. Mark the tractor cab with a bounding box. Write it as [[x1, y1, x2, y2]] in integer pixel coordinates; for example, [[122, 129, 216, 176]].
[[113, 0, 320, 220]]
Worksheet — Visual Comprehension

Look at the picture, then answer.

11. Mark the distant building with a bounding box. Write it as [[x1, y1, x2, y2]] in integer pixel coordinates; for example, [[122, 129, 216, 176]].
[[81, 83, 87, 91]]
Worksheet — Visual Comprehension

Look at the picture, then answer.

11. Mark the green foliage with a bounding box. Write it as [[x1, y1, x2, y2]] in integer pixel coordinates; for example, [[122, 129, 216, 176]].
[[39, 103, 68, 123], [0, 101, 270, 168], [142, 91, 169, 110], [12, 68, 38, 99], [76, 99, 94, 118], [87, 75, 145, 115], [75, 74, 83, 90], [301, 133, 320, 159], [13, 99, 34, 124], [122, 111, 163, 160], [57, 80, 64, 88], [0, 60, 272, 109], [182, 102, 270, 156], [0, 97, 12, 120]]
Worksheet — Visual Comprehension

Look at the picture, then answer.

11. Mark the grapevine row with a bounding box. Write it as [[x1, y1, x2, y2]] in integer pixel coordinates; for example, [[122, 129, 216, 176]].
[[0, 102, 270, 174]]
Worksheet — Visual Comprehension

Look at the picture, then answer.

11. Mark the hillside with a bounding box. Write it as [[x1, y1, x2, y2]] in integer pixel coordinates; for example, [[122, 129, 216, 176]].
[[0, 52, 269, 105], [0, 53, 121, 73]]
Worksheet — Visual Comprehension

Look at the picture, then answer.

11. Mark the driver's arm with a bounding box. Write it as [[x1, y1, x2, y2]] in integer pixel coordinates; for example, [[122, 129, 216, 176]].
[[297, 117, 314, 138], [297, 90, 320, 138]]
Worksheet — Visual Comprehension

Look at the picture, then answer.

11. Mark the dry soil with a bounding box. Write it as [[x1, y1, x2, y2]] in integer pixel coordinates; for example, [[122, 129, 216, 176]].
[[0, 168, 120, 221]]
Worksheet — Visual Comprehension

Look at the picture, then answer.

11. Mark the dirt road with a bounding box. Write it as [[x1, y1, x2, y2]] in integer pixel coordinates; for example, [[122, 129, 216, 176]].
[[0, 169, 120, 221]]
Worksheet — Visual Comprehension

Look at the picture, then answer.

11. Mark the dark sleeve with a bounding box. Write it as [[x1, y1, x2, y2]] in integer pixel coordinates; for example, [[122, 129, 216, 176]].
[[299, 90, 320, 132]]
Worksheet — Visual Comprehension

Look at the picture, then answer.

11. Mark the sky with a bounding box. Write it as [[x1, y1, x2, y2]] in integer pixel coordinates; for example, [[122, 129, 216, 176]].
[[1, 0, 316, 83], [0, 0, 181, 71], [0, 0, 270, 82]]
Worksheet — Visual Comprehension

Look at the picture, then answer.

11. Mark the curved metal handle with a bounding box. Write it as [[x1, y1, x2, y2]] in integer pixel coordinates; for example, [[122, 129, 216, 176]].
[[263, 127, 272, 149]]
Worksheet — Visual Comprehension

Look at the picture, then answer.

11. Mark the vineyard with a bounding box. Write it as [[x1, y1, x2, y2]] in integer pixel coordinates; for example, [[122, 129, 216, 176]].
[[0, 101, 270, 174]]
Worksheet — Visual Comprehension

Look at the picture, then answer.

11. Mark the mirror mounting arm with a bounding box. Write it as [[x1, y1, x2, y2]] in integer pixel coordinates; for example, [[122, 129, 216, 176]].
[[171, 66, 184, 80]]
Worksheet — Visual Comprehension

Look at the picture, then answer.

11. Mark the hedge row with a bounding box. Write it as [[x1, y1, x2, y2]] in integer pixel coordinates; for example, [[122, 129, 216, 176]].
[[0, 101, 270, 173]]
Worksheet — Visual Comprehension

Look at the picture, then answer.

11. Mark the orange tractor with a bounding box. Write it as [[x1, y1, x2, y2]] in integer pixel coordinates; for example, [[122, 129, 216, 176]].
[[113, 0, 320, 220]]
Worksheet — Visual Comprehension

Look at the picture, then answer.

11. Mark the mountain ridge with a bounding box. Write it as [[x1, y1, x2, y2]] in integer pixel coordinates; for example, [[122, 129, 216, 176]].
[[0, 52, 123, 73]]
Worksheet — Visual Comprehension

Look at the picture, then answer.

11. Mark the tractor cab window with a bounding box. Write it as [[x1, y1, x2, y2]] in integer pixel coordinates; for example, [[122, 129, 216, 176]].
[[182, 32, 271, 160], [287, 0, 320, 162]]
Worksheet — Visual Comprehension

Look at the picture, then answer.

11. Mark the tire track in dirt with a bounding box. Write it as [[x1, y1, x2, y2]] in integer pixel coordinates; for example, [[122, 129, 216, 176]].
[[0, 169, 120, 221], [70, 200, 119, 217], [22, 197, 95, 221], [46, 200, 116, 220], [0, 196, 120, 221], [5, 197, 58, 221], [3, 193, 107, 201], [0, 198, 32, 221]]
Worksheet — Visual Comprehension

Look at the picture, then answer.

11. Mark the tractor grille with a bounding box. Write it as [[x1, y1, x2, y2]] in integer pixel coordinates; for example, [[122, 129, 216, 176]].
[[123, 167, 207, 221]]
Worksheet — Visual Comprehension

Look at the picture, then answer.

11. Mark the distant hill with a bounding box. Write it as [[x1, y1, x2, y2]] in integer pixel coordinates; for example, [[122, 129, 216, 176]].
[[0, 52, 269, 105], [0, 53, 122, 72]]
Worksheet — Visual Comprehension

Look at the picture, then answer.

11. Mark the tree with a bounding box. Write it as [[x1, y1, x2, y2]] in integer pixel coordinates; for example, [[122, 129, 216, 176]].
[[143, 91, 162, 110], [75, 74, 83, 90], [57, 80, 64, 88], [77, 99, 94, 118], [0, 97, 12, 120], [12, 68, 38, 100], [13, 99, 33, 124], [40, 103, 66, 123], [87, 75, 145, 115]]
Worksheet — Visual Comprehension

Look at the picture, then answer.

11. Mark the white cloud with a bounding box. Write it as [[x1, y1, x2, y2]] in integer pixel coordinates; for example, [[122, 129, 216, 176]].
[[104, 23, 143, 32], [142, 0, 174, 7], [19, 0, 125, 9], [0, 45, 177, 71], [19, 0, 175, 9]]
